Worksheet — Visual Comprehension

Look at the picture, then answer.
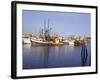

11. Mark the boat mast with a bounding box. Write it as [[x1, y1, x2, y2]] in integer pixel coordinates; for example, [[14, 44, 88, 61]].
[[48, 18, 50, 29], [44, 19, 51, 41], [47, 19, 51, 40]]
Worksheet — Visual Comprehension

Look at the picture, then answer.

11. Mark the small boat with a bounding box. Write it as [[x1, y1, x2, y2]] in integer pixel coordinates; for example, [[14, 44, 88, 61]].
[[68, 40, 82, 46], [63, 40, 69, 45], [23, 38, 31, 44], [68, 40, 75, 46]]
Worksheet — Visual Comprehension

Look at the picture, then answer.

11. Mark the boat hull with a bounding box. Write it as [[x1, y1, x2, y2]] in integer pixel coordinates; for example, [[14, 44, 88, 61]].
[[23, 38, 31, 44], [31, 40, 63, 46]]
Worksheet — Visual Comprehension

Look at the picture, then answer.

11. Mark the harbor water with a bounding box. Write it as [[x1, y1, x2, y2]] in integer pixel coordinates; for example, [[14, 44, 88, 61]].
[[23, 43, 91, 69]]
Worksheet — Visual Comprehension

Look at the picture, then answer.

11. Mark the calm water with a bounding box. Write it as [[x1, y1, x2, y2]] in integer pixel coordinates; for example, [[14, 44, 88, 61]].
[[23, 44, 91, 69]]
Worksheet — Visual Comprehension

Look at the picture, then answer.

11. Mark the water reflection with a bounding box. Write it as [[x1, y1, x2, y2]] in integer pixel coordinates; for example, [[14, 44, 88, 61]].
[[54, 46, 59, 53], [81, 43, 88, 66], [23, 44, 91, 69], [42, 46, 50, 67]]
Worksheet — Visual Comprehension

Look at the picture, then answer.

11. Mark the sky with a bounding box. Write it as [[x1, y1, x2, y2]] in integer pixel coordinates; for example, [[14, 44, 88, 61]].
[[22, 10, 91, 37]]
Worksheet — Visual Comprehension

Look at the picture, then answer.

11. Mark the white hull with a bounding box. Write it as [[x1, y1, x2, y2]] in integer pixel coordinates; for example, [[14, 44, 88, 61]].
[[68, 41, 75, 46], [31, 39, 63, 46], [31, 39, 52, 46], [23, 38, 31, 44]]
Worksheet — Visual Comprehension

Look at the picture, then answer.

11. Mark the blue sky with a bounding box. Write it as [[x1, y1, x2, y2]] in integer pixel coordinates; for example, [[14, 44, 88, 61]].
[[22, 10, 90, 36]]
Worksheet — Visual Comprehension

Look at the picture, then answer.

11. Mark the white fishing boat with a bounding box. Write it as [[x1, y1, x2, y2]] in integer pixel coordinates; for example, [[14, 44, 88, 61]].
[[31, 38, 63, 46], [30, 19, 64, 46], [31, 38, 50, 45]]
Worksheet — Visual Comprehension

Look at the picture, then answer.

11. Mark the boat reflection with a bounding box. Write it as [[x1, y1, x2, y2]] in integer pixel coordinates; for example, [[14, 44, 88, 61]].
[[23, 43, 91, 69], [81, 43, 88, 66], [42, 46, 50, 67]]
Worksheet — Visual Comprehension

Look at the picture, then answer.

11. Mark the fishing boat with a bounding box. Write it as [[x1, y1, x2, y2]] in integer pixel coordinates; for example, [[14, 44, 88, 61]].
[[68, 40, 82, 46], [31, 39, 63, 46], [31, 19, 64, 46], [31, 38, 51, 46]]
